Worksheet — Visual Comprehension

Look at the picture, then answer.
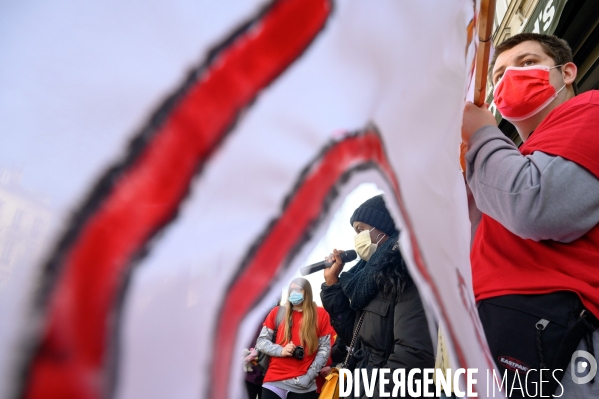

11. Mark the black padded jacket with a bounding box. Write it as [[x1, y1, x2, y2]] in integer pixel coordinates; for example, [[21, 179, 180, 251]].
[[321, 259, 434, 397]]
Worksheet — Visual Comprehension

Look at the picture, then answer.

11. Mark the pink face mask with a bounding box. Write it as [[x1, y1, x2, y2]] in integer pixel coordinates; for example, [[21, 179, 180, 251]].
[[494, 65, 565, 122]]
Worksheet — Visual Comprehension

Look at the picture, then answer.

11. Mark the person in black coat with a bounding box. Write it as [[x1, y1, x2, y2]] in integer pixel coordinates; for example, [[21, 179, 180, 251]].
[[320, 194, 434, 398]]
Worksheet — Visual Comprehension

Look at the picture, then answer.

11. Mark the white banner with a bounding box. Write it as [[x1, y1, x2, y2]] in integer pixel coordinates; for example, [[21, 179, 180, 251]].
[[0, 1, 501, 398]]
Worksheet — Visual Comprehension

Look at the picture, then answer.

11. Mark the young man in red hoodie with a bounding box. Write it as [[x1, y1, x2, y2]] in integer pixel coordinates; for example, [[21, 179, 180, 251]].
[[462, 33, 599, 397]]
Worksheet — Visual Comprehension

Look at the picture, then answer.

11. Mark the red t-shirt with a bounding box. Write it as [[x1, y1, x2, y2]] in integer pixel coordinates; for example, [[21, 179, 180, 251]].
[[263, 306, 332, 383], [471, 90, 599, 318]]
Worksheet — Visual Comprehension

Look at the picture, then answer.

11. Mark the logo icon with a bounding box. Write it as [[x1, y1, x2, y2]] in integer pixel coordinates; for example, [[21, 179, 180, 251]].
[[571, 350, 597, 384]]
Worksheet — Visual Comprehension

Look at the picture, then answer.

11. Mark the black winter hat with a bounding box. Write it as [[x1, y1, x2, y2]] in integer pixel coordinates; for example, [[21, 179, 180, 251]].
[[349, 194, 397, 236]]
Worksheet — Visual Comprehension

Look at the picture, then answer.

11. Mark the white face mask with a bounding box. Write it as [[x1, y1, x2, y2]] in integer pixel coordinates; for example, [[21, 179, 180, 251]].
[[354, 227, 385, 261]]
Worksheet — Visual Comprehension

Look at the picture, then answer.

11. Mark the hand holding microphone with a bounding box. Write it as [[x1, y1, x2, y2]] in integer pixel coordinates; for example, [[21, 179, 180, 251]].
[[325, 249, 355, 286], [299, 249, 357, 276]]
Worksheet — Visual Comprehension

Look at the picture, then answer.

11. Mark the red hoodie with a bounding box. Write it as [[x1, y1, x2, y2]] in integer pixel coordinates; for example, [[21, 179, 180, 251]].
[[472, 90, 599, 318]]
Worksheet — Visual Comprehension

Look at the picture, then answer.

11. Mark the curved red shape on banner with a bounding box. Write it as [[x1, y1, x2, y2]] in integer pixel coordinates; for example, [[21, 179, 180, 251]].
[[23, 0, 332, 398]]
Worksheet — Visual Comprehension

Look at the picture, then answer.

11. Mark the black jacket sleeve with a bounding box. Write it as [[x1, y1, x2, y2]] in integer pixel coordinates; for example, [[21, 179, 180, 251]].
[[330, 336, 348, 364], [320, 282, 356, 346]]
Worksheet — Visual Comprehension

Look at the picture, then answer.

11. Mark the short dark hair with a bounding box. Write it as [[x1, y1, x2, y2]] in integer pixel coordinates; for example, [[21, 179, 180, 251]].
[[489, 33, 574, 83]]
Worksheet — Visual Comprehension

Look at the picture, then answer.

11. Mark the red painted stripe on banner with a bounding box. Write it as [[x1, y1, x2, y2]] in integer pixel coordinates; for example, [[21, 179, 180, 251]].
[[212, 130, 399, 398], [24, 1, 331, 398]]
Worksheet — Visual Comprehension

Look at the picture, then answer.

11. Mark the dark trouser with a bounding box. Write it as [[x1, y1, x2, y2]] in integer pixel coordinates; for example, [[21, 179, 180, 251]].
[[478, 291, 596, 398], [245, 381, 262, 399], [261, 388, 318, 399]]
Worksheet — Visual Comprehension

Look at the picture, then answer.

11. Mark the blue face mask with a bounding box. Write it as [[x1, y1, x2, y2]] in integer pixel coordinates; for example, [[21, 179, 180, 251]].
[[289, 291, 304, 305]]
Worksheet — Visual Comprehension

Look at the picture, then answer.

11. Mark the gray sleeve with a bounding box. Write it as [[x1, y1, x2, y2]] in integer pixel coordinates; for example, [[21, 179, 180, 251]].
[[465, 125, 599, 243], [308, 334, 331, 377], [255, 326, 283, 357], [280, 334, 331, 389]]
